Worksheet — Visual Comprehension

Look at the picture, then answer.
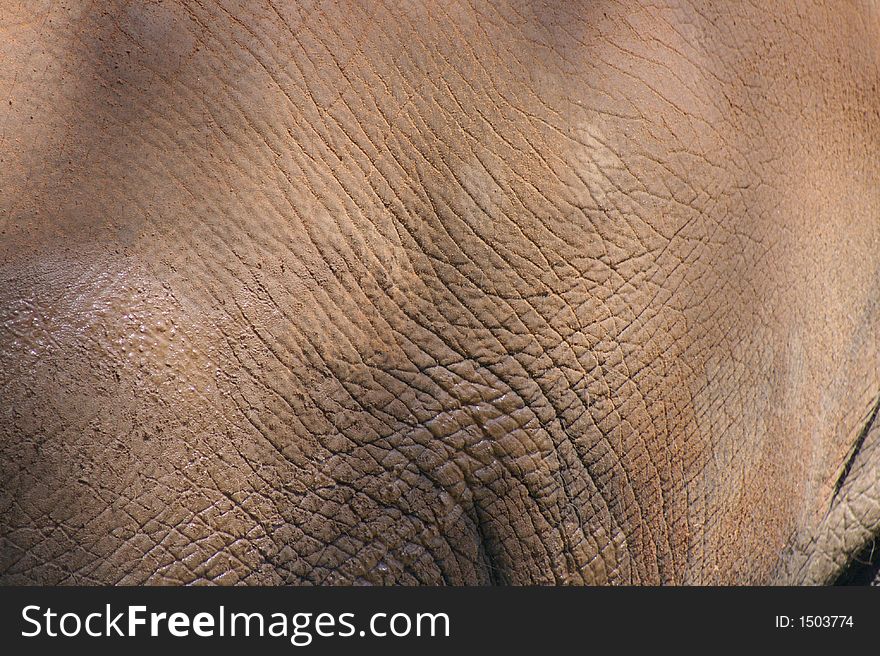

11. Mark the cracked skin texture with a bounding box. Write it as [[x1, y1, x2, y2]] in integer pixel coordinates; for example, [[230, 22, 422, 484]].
[[1, 0, 880, 585]]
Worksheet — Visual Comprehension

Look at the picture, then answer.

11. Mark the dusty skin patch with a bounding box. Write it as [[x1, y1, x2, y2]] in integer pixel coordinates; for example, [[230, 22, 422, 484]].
[[0, 245, 283, 584]]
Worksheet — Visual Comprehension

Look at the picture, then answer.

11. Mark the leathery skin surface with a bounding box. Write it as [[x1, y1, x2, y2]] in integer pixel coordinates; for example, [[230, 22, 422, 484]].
[[1, 1, 880, 585]]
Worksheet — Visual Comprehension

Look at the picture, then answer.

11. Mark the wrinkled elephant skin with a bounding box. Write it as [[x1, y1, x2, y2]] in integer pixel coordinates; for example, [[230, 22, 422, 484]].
[[1, 1, 880, 585]]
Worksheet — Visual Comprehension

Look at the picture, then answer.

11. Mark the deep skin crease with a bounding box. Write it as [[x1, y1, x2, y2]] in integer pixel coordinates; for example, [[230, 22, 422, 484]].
[[1, 0, 879, 585]]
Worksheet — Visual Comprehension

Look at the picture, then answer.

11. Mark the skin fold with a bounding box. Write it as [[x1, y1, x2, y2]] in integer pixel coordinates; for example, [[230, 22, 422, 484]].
[[1, 0, 879, 585]]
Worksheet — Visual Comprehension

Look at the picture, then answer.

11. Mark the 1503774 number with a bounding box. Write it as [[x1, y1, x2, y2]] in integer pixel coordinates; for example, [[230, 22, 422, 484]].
[[801, 616, 853, 628], [775, 616, 854, 628]]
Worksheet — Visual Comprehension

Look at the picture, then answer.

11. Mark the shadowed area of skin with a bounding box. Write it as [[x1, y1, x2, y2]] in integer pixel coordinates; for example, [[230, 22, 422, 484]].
[[1, 0, 879, 584]]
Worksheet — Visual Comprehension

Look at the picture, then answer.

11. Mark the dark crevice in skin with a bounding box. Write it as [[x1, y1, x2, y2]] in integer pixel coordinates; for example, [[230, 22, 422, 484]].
[[833, 538, 880, 586], [832, 394, 880, 500], [472, 507, 505, 585]]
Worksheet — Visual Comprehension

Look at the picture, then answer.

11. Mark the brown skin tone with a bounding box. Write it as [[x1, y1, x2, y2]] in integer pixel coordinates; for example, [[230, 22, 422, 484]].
[[1, 0, 879, 585]]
